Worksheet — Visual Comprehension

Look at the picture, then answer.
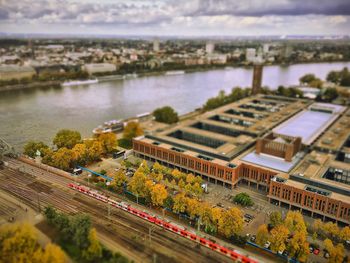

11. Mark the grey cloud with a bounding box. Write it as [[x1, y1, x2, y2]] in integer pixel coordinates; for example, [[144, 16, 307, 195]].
[[0, 8, 9, 20]]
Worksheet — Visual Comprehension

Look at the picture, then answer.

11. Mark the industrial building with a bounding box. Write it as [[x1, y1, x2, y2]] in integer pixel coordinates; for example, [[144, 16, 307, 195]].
[[133, 95, 350, 224]]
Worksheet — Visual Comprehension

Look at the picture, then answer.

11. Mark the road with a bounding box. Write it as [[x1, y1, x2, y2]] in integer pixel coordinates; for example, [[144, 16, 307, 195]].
[[0, 160, 233, 263]]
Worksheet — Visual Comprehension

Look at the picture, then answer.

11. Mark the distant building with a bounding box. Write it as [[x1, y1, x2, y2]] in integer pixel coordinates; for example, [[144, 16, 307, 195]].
[[0, 65, 36, 81], [252, 64, 263, 95], [153, 39, 160, 52], [205, 41, 215, 54], [83, 63, 116, 75], [281, 44, 293, 59], [263, 44, 269, 54], [246, 48, 256, 63]]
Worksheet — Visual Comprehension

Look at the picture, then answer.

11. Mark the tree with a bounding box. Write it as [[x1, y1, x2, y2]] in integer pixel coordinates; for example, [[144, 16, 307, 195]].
[[269, 211, 283, 228], [327, 71, 341, 83], [199, 202, 217, 234], [51, 147, 74, 170], [123, 121, 143, 141], [287, 231, 309, 262], [53, 129, 81, 149], [340, 226, 350, 242], [97, 133, 117, 154], [218, 207, 243, 238], [71, 143, 88, 165], [233, 192, 254, 207], [0, 223, 66, 263], [269, 225, 289, 252], [324, 239, 345, 263], [299, 73, 317, 84], [256, 224, 269, 246], [23, 141, 49, 158], [173, 193, 187, 214], [186, 198, 200, 219], [84, 140, 103, 162], [322, 87, 338, 102], [152, 162, 166, 174], [128, 170, 149, 197], [284, 211, 307, 234], [323, 222, 340, 239], [111, 169, 127, 189], [150, 184, 168, 207], [153, 106, 179, 124], [82, 228, 102, 261], [71, 214, 92, 249]]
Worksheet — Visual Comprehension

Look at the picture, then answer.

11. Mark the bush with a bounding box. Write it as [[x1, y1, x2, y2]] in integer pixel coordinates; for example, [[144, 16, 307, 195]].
[[153, 106, 179, 124], [233, 193, 254, 207]]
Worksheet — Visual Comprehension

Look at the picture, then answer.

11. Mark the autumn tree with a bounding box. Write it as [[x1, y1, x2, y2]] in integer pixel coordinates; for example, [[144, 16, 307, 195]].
[[171, 169, 186, 181], [199, 202, 217, 234], [269, 211, 283, 227], [284, 211, 307, 234], [256, 224, 269, 246], [97, 133, 117, 154], [324, 239, 345, 263], [71, 143, 88, 165], [269, 225, 289, 252], [23, 141, 49, 158], [123, 121, 143, 141], [53, 129, 81, 149], [287, 231, 309, 262], [82, 228, 102, 261], [128, 170, 149, 197], [323, 222, 340, 239], [111, 169, 127, 189], [0, 223, 66, 263], [51, 147, 74, 170], [150, 184, 168, 207], [186, 198, 200, 219], [152, 162, 166, 174], [218, 207, 243, 238], [84, 140, 103, 162], [340, 226, 350, 242], [173, 193, 187, 214]]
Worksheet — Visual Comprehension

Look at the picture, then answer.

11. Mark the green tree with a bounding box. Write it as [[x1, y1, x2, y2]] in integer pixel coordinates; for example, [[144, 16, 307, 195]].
[[299, 73, 317, 84], [23, 141, 49, 158], [123, 121, 144, 141], [153, 106, 179, 124], [53, 129, 81, 149], [71, 214, 92, 249], [233, 192, 254, 207]]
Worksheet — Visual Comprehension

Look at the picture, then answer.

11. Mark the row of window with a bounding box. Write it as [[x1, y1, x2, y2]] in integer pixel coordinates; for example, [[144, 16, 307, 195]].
[[270, 182, 350, 220], [134, 141, 235, 182]]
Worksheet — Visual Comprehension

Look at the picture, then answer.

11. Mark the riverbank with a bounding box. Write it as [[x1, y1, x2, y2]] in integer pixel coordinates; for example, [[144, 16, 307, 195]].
[[1, 60, 349, 93]]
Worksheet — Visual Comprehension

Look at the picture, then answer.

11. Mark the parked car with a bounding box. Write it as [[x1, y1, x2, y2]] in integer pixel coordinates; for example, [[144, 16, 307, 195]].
[[324, 252, 330, 259], [264, 241, 271, 249], [313, 249, 320, 255], [244, 213, 254, 219], [250, 235, 256, 242]]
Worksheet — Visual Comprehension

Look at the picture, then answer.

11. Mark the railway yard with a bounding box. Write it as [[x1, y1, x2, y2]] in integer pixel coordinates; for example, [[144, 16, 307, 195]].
[[0, 158, 275, 263]]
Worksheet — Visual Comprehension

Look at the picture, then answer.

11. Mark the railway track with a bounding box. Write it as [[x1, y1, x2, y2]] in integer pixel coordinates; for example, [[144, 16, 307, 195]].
[[0, 167, 232, 263]]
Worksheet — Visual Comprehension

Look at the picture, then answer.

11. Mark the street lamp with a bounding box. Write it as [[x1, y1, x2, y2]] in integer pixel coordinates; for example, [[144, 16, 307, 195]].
[[87, 173, 92, 186]]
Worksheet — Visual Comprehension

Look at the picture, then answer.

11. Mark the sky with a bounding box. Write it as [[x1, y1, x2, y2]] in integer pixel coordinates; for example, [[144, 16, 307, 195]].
[[0, 0, 350, 36]]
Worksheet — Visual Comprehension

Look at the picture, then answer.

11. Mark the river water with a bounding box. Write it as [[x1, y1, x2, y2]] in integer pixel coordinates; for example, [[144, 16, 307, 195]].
[[1, 61, 349, 150]]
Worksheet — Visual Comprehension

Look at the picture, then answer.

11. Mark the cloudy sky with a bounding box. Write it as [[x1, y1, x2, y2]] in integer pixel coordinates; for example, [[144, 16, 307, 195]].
[[1, 0, 350, 36]]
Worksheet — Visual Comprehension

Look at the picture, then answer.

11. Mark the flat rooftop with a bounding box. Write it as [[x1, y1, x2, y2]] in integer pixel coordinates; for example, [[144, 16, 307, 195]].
[[241, 151, 303, 173], [142, 95, 309, 161], [273, 103, 346, 145]]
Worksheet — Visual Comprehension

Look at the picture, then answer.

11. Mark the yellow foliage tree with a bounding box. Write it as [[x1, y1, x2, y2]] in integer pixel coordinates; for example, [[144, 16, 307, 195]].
[[128, 170, 149, 197], [0, 223, 66, 263], [340, 226, 350, 242], [287, 231, 309, 262], [269, 225, 289, 252], [111, 169, 127, 189], [324, 238, 345, 263], [123, 121, 143, 141], [323, 222, 340, 239], [82, 228, 102, 261], [97, 133, 117, 153], [284, 211, 307, 234], [153, 162, 165, 173], [150, 184, 168, 207], [218, 207, 243, 238], [71, 143, 88, 164], [51, 147, 74, 170], [186, 198, 200, 219], [186, 174, 195, 184], [173, 193, 187, 213], [256, 224, 269, 247]]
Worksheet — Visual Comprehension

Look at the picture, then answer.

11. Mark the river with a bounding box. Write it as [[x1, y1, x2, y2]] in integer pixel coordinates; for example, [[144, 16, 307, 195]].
[[1, 61, 349, 151]]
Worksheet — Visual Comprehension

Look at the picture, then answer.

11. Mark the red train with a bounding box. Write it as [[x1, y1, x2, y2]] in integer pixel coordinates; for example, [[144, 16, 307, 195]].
[[68, 183, 259, 263]]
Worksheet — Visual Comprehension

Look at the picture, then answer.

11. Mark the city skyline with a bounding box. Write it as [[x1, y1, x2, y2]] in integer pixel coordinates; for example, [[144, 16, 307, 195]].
[[1, 0, 350, 36]]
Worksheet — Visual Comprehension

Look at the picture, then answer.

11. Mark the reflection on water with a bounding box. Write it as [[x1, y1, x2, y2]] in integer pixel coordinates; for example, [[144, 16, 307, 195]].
[[1, 61, 349, 150]]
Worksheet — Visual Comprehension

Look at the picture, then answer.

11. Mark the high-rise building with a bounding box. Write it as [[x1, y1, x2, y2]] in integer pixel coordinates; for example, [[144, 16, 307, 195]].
[[205, 41, 215, 54], [245, 48, 256, 62], [153, 39, 159, 52], [252, 64, 263, 95]]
